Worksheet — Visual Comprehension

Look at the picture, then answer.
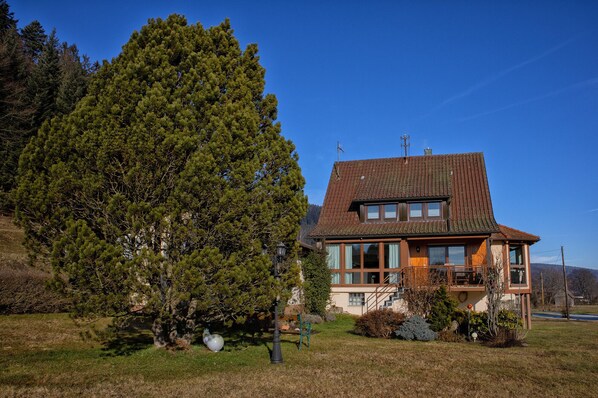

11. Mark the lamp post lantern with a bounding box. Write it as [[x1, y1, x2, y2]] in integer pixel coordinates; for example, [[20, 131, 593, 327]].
[[271, 242, 286, 364]]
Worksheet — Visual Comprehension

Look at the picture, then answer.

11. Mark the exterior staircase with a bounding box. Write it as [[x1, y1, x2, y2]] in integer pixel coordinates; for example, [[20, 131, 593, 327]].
[[365, 274, 404, 313], [381, 287, 405, 309]]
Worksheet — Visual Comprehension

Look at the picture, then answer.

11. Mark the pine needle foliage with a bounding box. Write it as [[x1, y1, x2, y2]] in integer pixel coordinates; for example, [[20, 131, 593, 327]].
[[16, 15, 307, 348]]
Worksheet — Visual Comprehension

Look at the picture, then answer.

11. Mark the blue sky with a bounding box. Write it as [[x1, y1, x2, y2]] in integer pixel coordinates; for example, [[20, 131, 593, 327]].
[[10, 1, 598, 269]]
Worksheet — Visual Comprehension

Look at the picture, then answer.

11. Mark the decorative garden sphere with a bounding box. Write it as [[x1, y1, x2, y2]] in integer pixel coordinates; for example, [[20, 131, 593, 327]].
[[206, 334, 224, 352]]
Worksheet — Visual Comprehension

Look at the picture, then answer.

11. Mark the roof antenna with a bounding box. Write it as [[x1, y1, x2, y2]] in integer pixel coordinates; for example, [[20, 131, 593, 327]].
[[401, 134, 410, 164], [334, 141, 344, 179]]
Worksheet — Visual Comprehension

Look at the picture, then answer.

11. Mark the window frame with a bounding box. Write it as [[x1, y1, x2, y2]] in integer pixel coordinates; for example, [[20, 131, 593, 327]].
[[366, 204, 380, 220], [408, 201, 442, 221], [383, 203, 397, 220], [328, 241, 402, 286], [509, 244, 527, 286], [349, 293, 365, 306], [427, 245, 467, 266]]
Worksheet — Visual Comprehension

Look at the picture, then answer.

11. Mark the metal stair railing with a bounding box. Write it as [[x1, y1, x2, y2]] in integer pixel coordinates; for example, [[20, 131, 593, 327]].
[[365, 273, 403, 313]]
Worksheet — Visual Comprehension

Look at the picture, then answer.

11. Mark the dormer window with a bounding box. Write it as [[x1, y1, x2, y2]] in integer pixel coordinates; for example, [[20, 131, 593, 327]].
[[384, 204, 397, 220], [366, 205, 380, 220], [409, 203, 423, 219], [428, 202, 441, 217], [409, 202, 442, 220]]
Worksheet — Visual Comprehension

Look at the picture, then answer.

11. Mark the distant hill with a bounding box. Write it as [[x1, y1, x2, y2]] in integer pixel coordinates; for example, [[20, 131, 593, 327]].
[[531, 263, 598, 278], [299, 204, 321, 245]]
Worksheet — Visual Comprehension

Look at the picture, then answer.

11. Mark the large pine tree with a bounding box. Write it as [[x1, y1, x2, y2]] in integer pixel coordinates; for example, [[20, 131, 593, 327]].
[[17, 15, 307, 347]]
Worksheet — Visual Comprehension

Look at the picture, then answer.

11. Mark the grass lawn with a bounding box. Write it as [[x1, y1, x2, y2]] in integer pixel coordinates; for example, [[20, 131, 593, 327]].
[[1, 314, 596, 397]]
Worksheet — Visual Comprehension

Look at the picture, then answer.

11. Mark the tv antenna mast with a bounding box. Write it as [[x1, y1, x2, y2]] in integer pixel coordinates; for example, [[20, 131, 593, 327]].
[[337, 141, 344, 162], [401, 134, 410, 163]]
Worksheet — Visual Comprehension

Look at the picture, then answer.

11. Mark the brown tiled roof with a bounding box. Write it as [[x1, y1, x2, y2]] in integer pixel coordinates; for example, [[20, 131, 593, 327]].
[[491, 224, 540, 243], [310, 152, 500, 238]]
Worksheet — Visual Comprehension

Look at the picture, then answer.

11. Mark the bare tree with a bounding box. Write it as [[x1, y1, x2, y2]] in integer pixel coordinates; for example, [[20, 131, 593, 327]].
[[568, 269, 598, 304], [485, 255, 505, 337]]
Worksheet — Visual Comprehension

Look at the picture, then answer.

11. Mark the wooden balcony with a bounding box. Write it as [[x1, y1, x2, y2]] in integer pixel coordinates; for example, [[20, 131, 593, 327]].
[[400, 265, 486, 290]]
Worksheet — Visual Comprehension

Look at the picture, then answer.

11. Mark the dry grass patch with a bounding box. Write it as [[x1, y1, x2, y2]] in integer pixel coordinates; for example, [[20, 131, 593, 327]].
[[0, 314, 597, 397]]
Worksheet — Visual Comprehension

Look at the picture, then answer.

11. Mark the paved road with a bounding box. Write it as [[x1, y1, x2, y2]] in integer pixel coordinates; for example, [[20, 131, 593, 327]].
[[532, 312, 598, 321]]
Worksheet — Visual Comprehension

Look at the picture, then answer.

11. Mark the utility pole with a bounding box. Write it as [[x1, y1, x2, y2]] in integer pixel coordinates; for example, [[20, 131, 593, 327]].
[[540, 272, 545, 309], [561, 246, 570, 320]]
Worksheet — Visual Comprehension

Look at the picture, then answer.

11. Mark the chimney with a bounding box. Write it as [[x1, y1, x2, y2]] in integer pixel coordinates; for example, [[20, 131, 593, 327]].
[[424, 147, 432, 155]]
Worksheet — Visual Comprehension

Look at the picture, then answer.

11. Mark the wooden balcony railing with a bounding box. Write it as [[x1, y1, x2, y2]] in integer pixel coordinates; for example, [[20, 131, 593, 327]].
[[400, 265, 486, 288]]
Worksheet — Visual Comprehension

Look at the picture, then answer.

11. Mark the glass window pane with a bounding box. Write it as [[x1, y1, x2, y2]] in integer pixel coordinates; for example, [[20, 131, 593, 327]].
[[350, 244, 361, 269], [429, 246, 445, 265], [326, 244, 340, 269], [384, 204, 397, 219], [384, 243, 400, 269], [331, 272, 340, 284], [448, 246, 465, 265], [510, 246, 523, 265], [428, 202, 441, 217], [349, 293, 365, 306], [345, 273, 361, 284], [367, 205, 380, 219], [384, 272, 401, 284], [510, 268, 526, 284], [410, 203, 422, 218], [364, 272, 380, 284], [363, 243, 379, 269]]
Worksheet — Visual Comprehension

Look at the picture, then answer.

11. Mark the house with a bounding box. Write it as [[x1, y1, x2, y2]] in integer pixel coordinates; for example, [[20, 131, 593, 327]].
[[309, 152, 539, 327]]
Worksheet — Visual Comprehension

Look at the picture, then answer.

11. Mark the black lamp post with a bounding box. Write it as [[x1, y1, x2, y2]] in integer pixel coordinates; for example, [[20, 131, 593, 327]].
[[271, 242, 286, 364]]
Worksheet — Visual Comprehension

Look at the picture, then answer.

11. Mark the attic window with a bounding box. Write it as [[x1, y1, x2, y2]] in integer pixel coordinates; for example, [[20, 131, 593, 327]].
[[384, 204, 397, 219], [409, 203, 423, 218], [409, 202, 442, 220], [366, 205, 380, 220]]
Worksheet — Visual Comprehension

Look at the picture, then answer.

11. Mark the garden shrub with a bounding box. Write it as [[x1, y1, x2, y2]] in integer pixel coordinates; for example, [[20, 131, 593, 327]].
[[428, 285, 458, 332], [437, 329, 465, 343], [484, 327, 527, 348], [394, 315, 437, 341], [458, 309, 522, 340], [354, 309, 406, 338]]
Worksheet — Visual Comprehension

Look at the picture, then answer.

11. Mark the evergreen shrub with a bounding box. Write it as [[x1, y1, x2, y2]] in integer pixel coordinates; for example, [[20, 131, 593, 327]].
[[428, 285, 458, 332], [394, 315, 437, 341], [301, 251, 331, 316]]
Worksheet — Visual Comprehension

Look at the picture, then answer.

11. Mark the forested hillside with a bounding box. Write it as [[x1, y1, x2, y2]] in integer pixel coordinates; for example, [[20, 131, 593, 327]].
[[0, 0, 95, 213]]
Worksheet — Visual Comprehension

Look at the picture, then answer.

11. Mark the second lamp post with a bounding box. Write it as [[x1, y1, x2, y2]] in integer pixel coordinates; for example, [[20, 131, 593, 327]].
[[271, 242, 286, 364]]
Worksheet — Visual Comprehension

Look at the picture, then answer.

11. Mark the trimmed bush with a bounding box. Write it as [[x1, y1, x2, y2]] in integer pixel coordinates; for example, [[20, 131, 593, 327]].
[[354, 309, 406, 338], [394, 315, 437, 341]]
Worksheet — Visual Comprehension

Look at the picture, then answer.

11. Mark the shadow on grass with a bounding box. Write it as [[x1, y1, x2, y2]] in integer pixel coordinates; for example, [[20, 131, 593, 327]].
[[99, 317, 154, 357]]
